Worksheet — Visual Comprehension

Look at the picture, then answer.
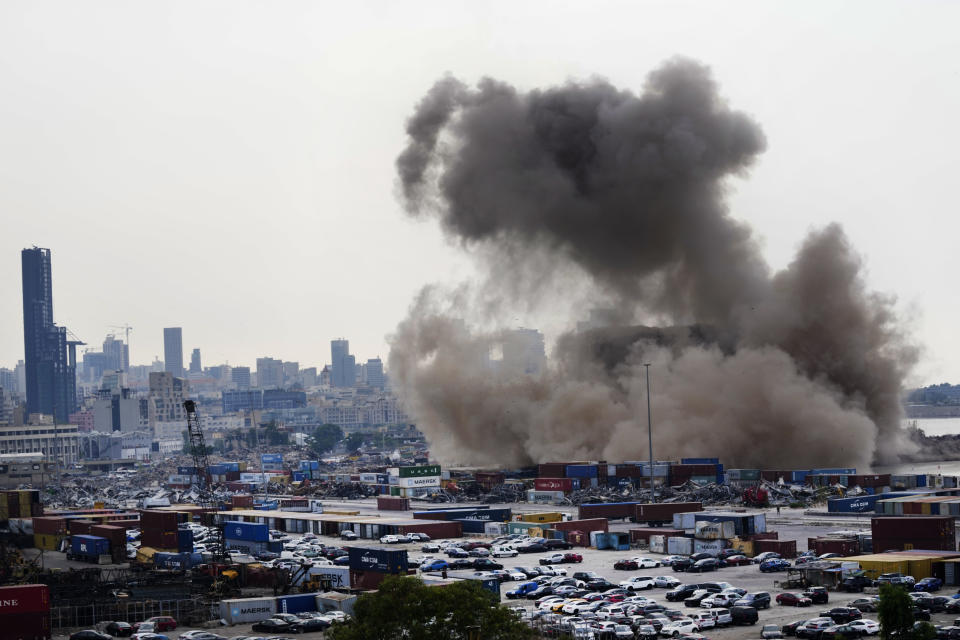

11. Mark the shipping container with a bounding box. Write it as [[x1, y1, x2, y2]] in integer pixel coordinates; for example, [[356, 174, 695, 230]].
[[667, 536, 694, 555], [629, 527, 686, 543], [553, 518, 609, 535], [398, 521, 463, 539], [872, 516, 955, 552], [31, 517, 67, 536], [648, 534, 666, 554], [520, 512, 563, 523], [566, 464, 598, 478], [347, 547, 409, 573], [397, 465, 441, 478], [828, 495, 880, 513], [69, 535, 109, 560], [296, 566, 352, 589], [349, 569, 389, 590], [141, 529, 178, 550], [538, 463, 572, 478], [0, 585, 50, 615], [220, 597, 277, 624], [0, 612, 51, 640], [754, 539, 797, 558], [139, 509, 181, 531], [377, 496, 411, 511], [275, 593, 318, 614], [578, 502, 639, 521], [695, 521, 735, 540], [153, 552, 194, 570], [90, 524, 127, 548], [681, 458, 720, 465], [635, 502, 702, 525], [526, 490, 565, 504], [534, 478, 574, 492], [223, 521, 269, 542], [397, 476, 441, 488], [693, 539, 726, 555]]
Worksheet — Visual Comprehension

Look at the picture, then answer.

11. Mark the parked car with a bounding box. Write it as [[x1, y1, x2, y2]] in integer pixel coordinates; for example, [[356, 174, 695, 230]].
[[446, 547, 470, 558], [849, 598, 880, 613], [875, 573, 915, 587], [781, 619, 812, 636], [730, 606, 759, 625], [379, 534, 400, 544], [654, 576, 681, 588], [134, 618, 177, 632], [472, 558, 504, 570], [421, 559, 449, 571], [620, 576, 656, 591], [734, 592, 771, 609], [506, 581, 539, 599], [563, 553, 584, 563], [804, 587, 829, 604], [762, 624, 786, 639], [105, 622, 134, 637], [541, 553, 568, 566], [724, 554, 752, 566], [544, 539, 573, 551], [753, 552, 783, 564], [661, 618, 699, 636], [69, 633, 113, 640], [684, 590, 714, 607], [689, 559, 719, 573], [914, 577, 944, 592], [492, 545, 519, 558], [760, 559, 792, 573], [251, 618, 295, 633], [846, 619, 880, 635], [666, 584, 700, 601], [615, 559, 640, 571], [819, 608, 863, 624], [777, 593, 813, 607], [820, 623, 866, 640], [796, 618, 836, 639]]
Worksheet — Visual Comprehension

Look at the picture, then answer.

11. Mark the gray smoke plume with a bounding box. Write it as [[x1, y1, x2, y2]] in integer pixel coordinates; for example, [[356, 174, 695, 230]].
[[390, 58, 917, 469]]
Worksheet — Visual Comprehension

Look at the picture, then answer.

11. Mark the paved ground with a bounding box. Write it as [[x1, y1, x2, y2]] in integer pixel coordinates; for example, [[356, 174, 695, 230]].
[[47, 502, 950, 639]]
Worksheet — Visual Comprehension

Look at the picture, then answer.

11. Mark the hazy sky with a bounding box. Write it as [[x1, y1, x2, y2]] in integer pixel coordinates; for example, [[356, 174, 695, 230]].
[[2, 1, 957, 384]]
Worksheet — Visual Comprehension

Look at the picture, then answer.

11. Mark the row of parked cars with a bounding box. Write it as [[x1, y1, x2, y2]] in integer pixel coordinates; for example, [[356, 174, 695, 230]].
[[70, 611, 348, 640]]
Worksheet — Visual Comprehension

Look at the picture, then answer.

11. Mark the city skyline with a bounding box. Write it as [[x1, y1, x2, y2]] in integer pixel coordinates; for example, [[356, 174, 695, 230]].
[[1, 2, 958, 385]]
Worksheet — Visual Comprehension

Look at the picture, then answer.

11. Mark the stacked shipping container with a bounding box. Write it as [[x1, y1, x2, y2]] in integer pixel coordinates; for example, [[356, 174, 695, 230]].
[[0, 584, 51, 640]]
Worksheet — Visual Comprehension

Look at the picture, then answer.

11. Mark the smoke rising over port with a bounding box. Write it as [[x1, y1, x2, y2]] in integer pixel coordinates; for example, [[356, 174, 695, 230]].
[[389, 58, 917, 470]]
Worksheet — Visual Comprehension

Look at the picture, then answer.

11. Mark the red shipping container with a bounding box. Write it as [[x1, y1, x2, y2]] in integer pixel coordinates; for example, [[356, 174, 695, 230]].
[[91, 525, 126, 548], [554, 518, 608, 535], [0, 585, 50, 614], [810, 538, 858, 556], [615, 465, 644, 478], [377, 496, 411, 511], [30, 503, 44, 517], [635, 502, 702, 524], [232, 495, 254, 508], [0, 611, 51, 640], [398, 521, 462, 539], [31, 517, 67, 536], [350, 570, 387, 590], [873, 516, 955, 539], [578, 503, 636, 520], [538, 463, 569, 478], [141, 529, 178, 550], [754, 539, 797, 558], [139, 510, 180, 531], [68, 519, 94, 535], [535, 478, 573, 492], [748, 531, 779, 541]]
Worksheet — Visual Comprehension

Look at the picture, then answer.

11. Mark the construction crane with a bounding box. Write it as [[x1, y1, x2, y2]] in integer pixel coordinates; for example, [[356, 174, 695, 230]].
[[183, 400, 226, 562]]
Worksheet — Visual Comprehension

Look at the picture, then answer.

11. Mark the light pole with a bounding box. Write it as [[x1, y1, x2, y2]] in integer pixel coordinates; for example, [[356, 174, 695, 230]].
[[645, 363, 654, 503]]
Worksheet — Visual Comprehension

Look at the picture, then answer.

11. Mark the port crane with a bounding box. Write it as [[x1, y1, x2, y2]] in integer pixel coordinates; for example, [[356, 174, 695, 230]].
[[183, 400, 226, 562]]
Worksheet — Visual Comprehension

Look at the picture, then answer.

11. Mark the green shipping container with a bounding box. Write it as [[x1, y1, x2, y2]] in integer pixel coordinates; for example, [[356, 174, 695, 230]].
[[390, 487, 400, 496], [398, 465, 441, 478]]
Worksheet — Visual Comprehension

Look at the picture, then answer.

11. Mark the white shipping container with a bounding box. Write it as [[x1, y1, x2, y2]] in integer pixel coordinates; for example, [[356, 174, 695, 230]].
[[672, 512, 699, 530], [359, 473, 378, 484], [168, 474, 194, 484], [9, 518, 33, 535], [693, 539, 725, 556], [526, 490, 565, 503], [649, 534, 666, 554], [695, 521, 736, 540], [753, 513, 767, 533], [397, 476, 441, 488], [667, 536, 693, 555], [220, 597, 277, 624], [485, 522, 508, 535], [590, 531, 604, 548], [296, 566, 351, 589]]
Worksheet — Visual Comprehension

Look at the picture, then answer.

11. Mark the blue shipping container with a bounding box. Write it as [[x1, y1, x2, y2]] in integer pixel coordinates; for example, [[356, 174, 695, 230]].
[[222, 462, 240, 472], [292, 472, 306, 482], [268, 540, 283, 553], [209, 464, 227, 474], [347, 546, 409, 573], [71, 535, 110, 557], [810, 468, 856, 475], [792, 470, 809, 483], [154, 551, 193, 570], [680, 458, 720, 465], [178, 466, 198, 475], [455, 518, 494, 534], [177, 528, 194, 552], [276, 593, 318, 614], [566, 464, 598, 478], [827, 495, 880, 513], [224, 521, 270, 542]]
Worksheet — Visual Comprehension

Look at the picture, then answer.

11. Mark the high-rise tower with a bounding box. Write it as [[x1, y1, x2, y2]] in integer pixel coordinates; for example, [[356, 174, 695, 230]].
[[163, 327, 184, 377]]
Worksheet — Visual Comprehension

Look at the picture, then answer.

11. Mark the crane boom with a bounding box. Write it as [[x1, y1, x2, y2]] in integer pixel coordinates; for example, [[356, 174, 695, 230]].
[[184, 400, 226, 562]]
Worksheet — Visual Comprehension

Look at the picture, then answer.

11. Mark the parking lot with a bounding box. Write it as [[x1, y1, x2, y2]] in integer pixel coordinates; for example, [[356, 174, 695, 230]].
[[49, 505, 960, 638]]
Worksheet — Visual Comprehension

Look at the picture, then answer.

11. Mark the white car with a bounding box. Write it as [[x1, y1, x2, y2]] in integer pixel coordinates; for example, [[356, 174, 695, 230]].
[[539, 565, 567, 576], [380, 534, 400, 544], [848, 619, 880, 635], [421, 543, 440, 553], [508, 569, 527, 581], [492, 545, 519, 558], [596, 605, 627, 620], [631, 556, 661, 568], [653, 575, 681, 588], [661, 618, 698, 636], [701, 592, 739, 608], [620, 576, 656, 591], [537, 597, 565, 611], [689, 611, 716, 629]]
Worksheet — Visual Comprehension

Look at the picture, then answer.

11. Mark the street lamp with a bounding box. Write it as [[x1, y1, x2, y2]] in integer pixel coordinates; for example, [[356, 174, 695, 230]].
[[645, 363, 655, 503]]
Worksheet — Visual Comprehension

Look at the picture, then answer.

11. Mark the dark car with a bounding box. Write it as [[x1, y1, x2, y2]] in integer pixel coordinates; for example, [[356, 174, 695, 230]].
[[340, 530, 358, 540], [472, 558, 504, 570], [914, 595, 948, 612], [323, 547, 348, 559], [778, 593, 813, 607], [689, 553, 713, 562], [937, 627, 960, 640], [69, 632, 113, 640], [544, 540, 573, 551], [820, 623, 865, 640], [820, 608, 862, 624], [689, 558, 719, 573], [254, 550, 280, 560], [105, 621, 134, 637], [586, 579, 618, 591], [736, 592, 772, 609], [782, 620, 812, 636], [915, 577, 944, 592], [913, 608, 931, 621], [447, 547, 470, 558], [573, 571, 601, 581], [803, 587, 829, 605], [334, 555, 351, 565], [671, 558, 694, 572], [719, 548, 744, 559], [614, 560, 639, 571], [517, 542, 548, 553], [761, 559, 792, 573], [841, 576, 873, 592], [298, 617, 332, 632], [666, 584, 700, 601], [730, 606, 759, 625], [252, 618, 295, 633], [849, 598, 879, 613]]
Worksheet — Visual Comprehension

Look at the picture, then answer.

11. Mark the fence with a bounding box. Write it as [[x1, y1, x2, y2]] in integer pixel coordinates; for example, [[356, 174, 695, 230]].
[[50, 598, 216, 630]]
